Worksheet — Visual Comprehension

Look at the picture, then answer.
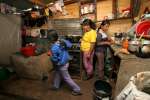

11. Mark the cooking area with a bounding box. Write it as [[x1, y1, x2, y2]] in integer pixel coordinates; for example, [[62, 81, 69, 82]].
[[0, 0, 150, 100]]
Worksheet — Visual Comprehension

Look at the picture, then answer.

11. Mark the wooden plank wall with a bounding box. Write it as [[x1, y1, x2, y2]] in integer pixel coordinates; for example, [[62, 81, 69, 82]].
[[96, 0, 132, 36], [97, 0, 113, 21], [52, 3, 79, 19], [108, 19, 132, 36], [51, 1, 132, 36]]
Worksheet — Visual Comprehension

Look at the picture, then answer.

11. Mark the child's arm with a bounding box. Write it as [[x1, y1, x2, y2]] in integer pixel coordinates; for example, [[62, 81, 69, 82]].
[[51, 45, 60, 63]]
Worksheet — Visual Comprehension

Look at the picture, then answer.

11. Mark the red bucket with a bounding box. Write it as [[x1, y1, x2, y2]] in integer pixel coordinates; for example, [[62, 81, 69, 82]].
[[21, 46, 36, 57]]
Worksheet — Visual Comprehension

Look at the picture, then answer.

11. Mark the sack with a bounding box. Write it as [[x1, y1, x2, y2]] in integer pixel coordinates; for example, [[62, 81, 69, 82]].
[[116, 71, 150, 100]]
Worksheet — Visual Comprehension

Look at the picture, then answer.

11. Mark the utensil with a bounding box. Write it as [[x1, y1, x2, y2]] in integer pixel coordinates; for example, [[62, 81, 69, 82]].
[[138, 32, 145, 41]]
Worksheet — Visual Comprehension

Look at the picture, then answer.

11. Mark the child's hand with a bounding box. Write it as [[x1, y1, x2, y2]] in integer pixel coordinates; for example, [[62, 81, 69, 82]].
[[86, 52, 91, 58], [47, 51, 52, 56]]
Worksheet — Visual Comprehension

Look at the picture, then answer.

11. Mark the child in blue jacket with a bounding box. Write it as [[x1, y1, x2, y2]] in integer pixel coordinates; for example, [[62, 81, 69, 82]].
[[47, 29, 82, 96]]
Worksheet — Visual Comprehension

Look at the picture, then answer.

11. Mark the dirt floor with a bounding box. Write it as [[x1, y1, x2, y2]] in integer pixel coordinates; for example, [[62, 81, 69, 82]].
[[0, 72, 98, 100], [0, 71, 116, 100]]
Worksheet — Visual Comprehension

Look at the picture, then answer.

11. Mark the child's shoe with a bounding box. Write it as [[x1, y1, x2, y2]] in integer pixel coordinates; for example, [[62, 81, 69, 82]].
[[49, 87, 59, 91], [71, 91, 82, 96]]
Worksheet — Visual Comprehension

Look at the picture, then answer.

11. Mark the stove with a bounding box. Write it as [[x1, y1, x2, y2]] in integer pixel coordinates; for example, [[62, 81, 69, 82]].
[[64, 35, 82, 79]]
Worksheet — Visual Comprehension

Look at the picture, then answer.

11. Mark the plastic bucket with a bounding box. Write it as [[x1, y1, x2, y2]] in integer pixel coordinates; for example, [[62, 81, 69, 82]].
[[93, 80, 112, 100], [21, 46, 36, 57], [0, 67, 10, 80]]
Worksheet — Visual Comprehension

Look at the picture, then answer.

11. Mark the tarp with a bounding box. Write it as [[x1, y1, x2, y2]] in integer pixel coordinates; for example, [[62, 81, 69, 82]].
[[0, 14, 21, 65]]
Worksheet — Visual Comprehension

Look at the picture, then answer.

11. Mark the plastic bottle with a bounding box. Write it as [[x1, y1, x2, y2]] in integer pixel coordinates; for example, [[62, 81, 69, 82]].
[[122, 38, 129, 49]]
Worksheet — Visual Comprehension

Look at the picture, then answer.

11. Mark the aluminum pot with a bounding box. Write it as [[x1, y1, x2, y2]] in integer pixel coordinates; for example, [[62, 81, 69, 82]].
[[140, 40, 150, 54], [136, 45, 150, 58], [128, 40, 141, 53], [141, 45, 150, 54]]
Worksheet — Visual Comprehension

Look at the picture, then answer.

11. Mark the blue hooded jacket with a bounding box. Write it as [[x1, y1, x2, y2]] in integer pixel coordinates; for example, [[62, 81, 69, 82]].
[[50, 40, 72, 68]]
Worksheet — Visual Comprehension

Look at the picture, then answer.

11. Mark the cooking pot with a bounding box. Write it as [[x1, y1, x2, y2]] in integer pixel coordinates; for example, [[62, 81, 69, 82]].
[[136, 45, 150, 58], [135, 40, 150, 58], [141, 45, 150, 53], [140, 40, 150, 54], [128, 40, 141, 53]]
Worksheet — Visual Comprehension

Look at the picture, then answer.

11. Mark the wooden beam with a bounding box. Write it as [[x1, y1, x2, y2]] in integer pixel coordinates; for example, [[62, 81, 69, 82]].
[[29, 0, 78, 6], [28, 0, 45, 6], [64, 0, 78, 5]]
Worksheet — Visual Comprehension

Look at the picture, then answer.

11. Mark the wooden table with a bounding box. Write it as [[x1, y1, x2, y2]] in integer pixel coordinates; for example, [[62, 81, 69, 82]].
[[111, 45, 150, 98]]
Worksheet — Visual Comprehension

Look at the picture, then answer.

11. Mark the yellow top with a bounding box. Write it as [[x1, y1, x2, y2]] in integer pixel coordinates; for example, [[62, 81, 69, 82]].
[[80, 29, 97, 52]]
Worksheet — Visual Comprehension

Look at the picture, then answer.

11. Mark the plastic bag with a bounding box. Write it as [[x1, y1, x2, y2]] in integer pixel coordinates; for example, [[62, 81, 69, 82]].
[[116, 71, 150, 100]]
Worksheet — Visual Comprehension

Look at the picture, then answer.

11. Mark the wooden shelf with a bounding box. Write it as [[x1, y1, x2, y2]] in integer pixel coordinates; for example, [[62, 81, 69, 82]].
[[96, 17, 132, 23], [81, 12, 95, 16], [80, 0, 95, 4], [26, 24, 48, 29], [64, 0, 78, 5]]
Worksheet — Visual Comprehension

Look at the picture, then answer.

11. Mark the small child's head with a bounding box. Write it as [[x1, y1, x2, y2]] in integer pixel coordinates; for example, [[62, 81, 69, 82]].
[[47, 29, 58, 43], [99, 20, 110, 32], [81, 19, 96, 32]]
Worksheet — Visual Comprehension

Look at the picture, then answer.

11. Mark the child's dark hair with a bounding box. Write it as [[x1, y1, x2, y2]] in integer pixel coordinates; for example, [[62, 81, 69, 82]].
[[81, 19, 96, 30], [47, 29, 58, 42], [99, 20, 110, 29], [40, 29, 46, 37]]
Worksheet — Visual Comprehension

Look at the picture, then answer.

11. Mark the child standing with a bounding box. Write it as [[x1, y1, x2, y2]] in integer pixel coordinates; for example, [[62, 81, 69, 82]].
[[80, 19, 97, 80], [95, 20, 114, 80], [47, 29, 82, 96]]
